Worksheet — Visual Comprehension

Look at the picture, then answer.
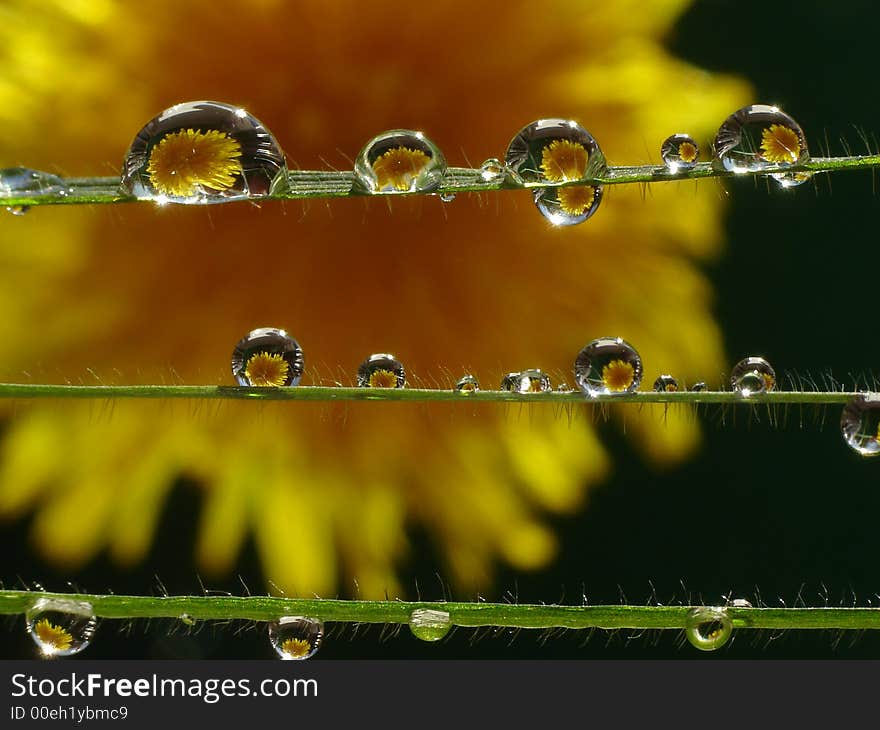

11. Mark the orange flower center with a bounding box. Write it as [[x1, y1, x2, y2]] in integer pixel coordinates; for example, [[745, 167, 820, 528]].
[[34, 618, 73, 652], [147, 128, 242, 197], [280, 637, 312, 658], [371, 147, 431, 191], [557, 185, 595, 215], [244, 352, 290, 387], [759, 123, 801, 164], [368, 369, 399, 388], [678, 141, 698, 163], [602, 359, 635, 392], [540, 139, 588, 181]]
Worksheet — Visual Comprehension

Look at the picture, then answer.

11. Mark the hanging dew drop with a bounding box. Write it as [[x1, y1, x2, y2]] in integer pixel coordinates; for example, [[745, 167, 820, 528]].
[[660, 134, 700, 172], [500, 369, 552, 393], [268, 616, 323, 660], [439, 191, 456, 202], [455, 374, 480, 393], [357, 353, 406, 388], [121, 101, 288, 204], [574, 337, 643, 397], [409, 608, 452, 642], [730, 356, 776, 397], [231, 327, 304, 387], [685, 606, 733, 651], [26, 598, 97, 658], [504, 119, 606, 226], [6, 205, 29, 216], [712, 104, 810, 187], [353, 130, 446, 194], [653, 374, 680, 392], [841, 395, 880, 457]]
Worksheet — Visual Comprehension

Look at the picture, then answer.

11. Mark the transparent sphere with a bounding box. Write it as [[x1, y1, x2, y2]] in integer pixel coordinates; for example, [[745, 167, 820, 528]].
[[357, 353, 406, 388], [353, 130, 446, 194], [504, 118, 606, 226], [730, 356, 776, 396], [574, 337, 643, 397], [455, 374, 480, 393], [121, 100, 288, 204], [408, 608, 452, 642], [841, 395, 880, 457], [712, 104, 810, 187], [500, 369, 552, 393], [660, 134, 700, 172], [684, 606, 733, 651], [26, 598, 97, 658], [267, 616, 323, 660], [231, 328, 304, 387], [653, 374, 680, 392]]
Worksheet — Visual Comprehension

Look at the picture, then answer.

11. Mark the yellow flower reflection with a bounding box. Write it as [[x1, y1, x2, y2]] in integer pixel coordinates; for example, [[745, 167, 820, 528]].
[[0, 0, 750, 597], [760, 123, 801, 164], [371, 147, 431, 191], [147, 128, 242, 197], [34, 619, 73, 653]]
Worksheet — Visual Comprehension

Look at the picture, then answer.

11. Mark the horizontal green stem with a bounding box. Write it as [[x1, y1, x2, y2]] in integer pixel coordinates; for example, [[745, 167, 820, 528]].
[[1, 591, 878, 630], [0, 383, 863, 404], [2, 155, 876, 207]]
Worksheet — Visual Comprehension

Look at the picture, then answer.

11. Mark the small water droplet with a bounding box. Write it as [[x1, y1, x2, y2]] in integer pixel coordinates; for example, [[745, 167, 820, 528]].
[[500, 369, 552, 393], [653, 374, 680, 392], [268, 616, 323, 660], [479, 158, 506, 182], [357, 353, 406, 388], [685, 606, 732, 651], [504, 119, 606, 226], [231, 327, 304, 387], [841, 395, 880, 457], [728, 598, 753, 608], [409, 608, 452, 642], [455, 374, 480, 393], [353, 130, 446, 194], [730, 356, 775, 396], [690, 382, 707, 392], [26, 598, 97, 658], [712, 104, 810, 187], [0, 167, 65, 203], [179, 613, 196, 626], [6, 205, 29, 215], [121, 101, 288, 204], [439, 191, 456, 202], [574, 337, 643, 397], [661, 133, 700, 172]]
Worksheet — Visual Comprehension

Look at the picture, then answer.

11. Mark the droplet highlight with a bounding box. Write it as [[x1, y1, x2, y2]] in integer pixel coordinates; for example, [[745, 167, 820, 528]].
[[455, 374, 480, 393], [841, 395, 880, 457], [500, 369, 552, 393], [26, 598, 97, 658], [685, 606, 732, 652], [712, 104, 810, 187], [730, 356, 775, 397], [653, 374, 680, 392], [661, 134, 700, 172], [574, 337, 643, 397], [231, 327, 304, 387], [354, 130, 446, 194], [504, 119, 606, 226], [409, 608, 452, 642], [268, 616, 323, 660], [121, 101, 288, 204], [357, 353, 406, 388]]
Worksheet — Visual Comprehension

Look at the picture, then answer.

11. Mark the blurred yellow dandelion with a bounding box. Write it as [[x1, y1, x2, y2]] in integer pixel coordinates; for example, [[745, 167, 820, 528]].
[[759, 123, 801, 164], [147, 128, 242, 197], [244, 352, 290, 388], [371, 147, 431, 191], [34, 619, 72, 653]]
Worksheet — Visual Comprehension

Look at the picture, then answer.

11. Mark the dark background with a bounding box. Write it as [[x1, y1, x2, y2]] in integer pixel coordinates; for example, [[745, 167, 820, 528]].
[[3, 0, 880, 659]]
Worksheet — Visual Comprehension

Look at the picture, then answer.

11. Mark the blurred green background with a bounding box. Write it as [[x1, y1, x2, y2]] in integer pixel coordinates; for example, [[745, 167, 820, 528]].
[[3, 0, 880, 658]]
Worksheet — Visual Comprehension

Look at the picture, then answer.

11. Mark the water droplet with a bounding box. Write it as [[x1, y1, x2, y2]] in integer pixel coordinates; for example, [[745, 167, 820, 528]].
[[653, 374, 680, 392], [728, 598, 753, 608], [730, 356, 776, 396], [439, 191, 456, 202], [121, 101, 288, 204], [574, 337, 643, 397], [685, 606, 732, 651], [500, 369, 552, 393], [353, 130, 446, 194], [841, 395, 880, 457], [455, 374, 480, 393], [409, 608, 452, 642], [691, 382, 707, 392], [268, 616, 323, 660], [26, 598, 97, 658], [504, 119, 606, 226], [357, 353, 406, 388], [6, 205, 29, 216], [231, 327, 304, 387], [179, 613, 196, 626], [712, 104, 810, 187], [0, 167, 65, 201], [660, 133, 700, 172], [479, 158, 506, 182]]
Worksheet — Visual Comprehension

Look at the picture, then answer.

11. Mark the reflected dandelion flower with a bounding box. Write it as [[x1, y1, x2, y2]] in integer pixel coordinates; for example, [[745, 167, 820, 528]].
[[146, 128, 242, 197], [759, 123, 801, 164]]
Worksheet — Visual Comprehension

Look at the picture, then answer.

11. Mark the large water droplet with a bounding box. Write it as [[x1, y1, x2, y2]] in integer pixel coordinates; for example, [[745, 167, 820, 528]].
[[500, 369, 552, 393], [231, 327, 304, 387], [26, 598, 97, 658], [0, 167, 65, 203], [685, 606, 732, 651], [409, 608, 452, 642], [841, 395, 880, 457], [357, 353, 406, 388], [268, 616, 323, 660], [712, 104, 810, 187], [730, 356, 775, 396], [121, 101, 288, 204], [653, 374, 680, 392], [660, 134, 700, 172], [455, 374, 480, 393], [504, 119, 606, 226], [353, 130, 446, 194], [574, 337, 643, 397]]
